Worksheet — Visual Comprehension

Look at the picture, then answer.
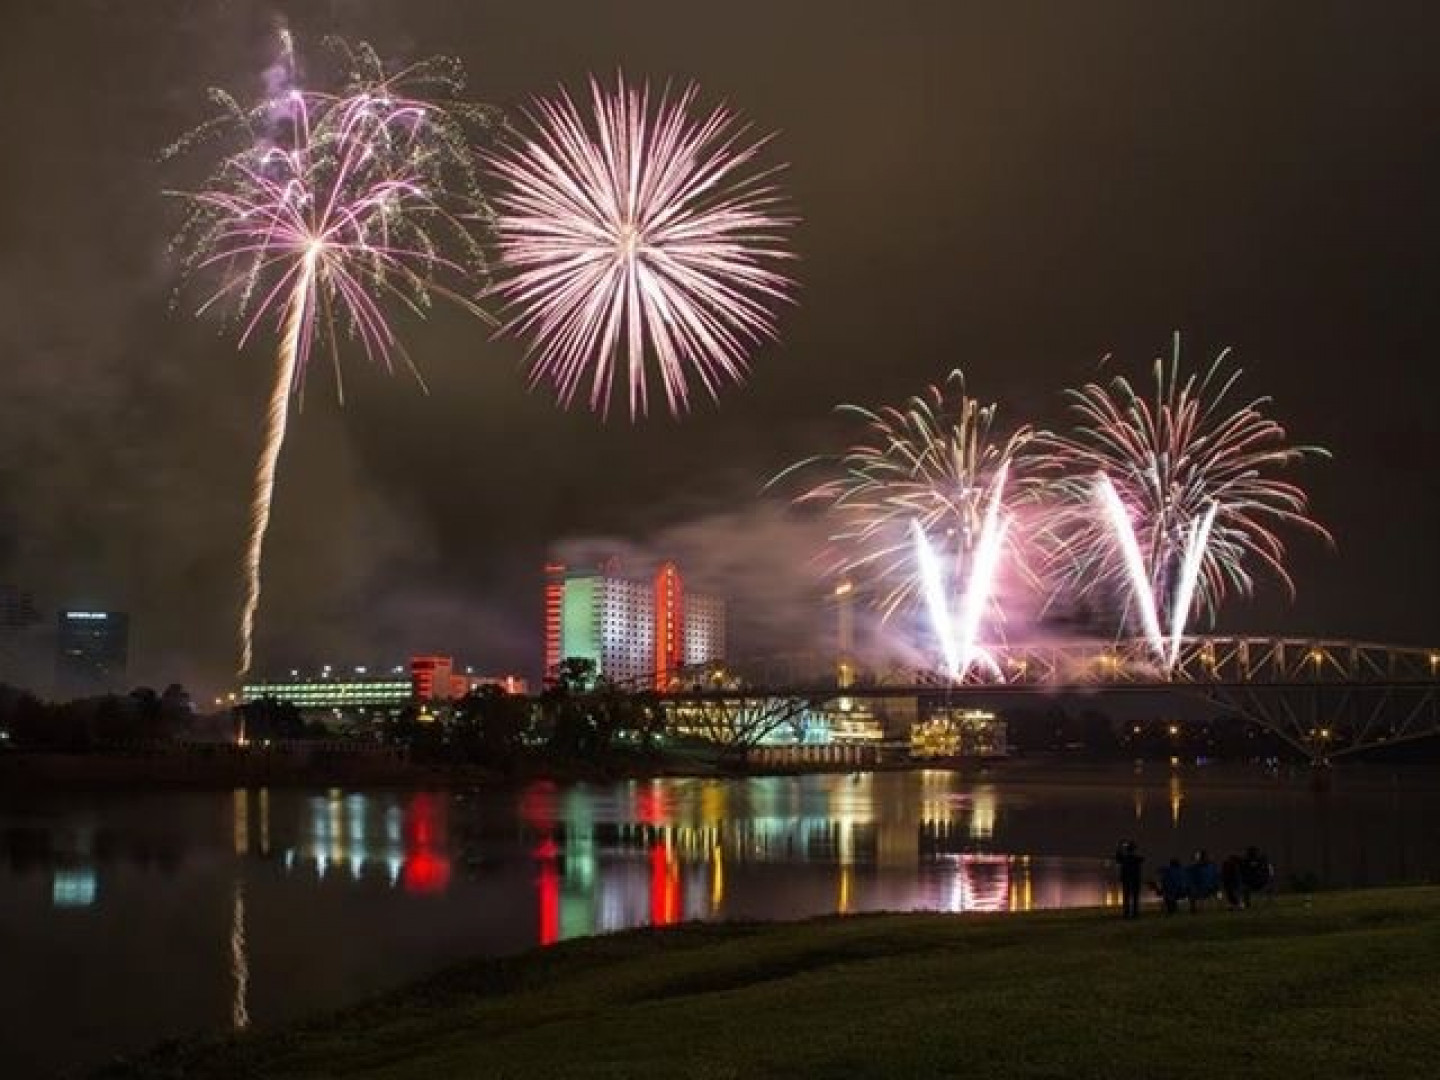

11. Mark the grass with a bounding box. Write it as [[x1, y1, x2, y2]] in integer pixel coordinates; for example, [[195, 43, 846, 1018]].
[[101, 888, 1440, 1079]]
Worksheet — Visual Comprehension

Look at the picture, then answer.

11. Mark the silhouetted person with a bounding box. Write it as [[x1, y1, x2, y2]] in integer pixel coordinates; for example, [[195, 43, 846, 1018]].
[[1187, 849, 1219, 913], [1115, 839, 1144, 919], [1241, 845, 1273, 905], [1221, 854, 1244, 908], [1160, 857, 1187, 914]]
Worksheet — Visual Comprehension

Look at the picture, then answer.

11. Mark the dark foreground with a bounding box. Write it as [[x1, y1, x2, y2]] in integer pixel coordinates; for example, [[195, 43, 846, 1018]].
[[99, 887, 1440, 1079]]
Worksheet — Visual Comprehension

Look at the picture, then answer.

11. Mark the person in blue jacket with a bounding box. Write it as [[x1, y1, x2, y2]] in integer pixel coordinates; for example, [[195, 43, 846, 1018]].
[[1186, 849, 1220, 913]]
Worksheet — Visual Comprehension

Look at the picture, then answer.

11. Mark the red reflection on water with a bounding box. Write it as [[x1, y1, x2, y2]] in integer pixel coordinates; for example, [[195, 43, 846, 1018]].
[[649, 842, 681, 926], [634, 786, 667, 827], [401, 850, 451, 894], [536, 836, 560, 945], [519, 781, 558, 831], [400, 793, 451, 895]]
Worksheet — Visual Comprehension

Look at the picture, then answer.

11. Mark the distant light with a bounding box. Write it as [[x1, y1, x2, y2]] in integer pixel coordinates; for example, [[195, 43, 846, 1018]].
[[53, 869, 97, 907], [65, 611, 108, 621]]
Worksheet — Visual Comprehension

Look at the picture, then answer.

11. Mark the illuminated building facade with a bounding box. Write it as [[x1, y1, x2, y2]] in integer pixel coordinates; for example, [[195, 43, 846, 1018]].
[[56, 609, 129, 696], [242, 658, 526, 714], [240, 674, 413, 711], [543, 563, 566, 683], [557, 561, 726, 689], [412, 655, 527, 701], [911, 708, 1009, 758], [654, 562, 683, 688], [683, 590, 725, 669]]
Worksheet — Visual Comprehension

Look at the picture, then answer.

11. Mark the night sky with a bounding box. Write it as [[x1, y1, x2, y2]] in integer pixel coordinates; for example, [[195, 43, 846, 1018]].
[[1, 1, 1437, 695]]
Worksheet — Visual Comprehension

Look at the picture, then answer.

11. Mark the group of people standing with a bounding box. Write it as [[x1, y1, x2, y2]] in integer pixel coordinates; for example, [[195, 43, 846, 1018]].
[[1114, 840, 1273, 917]]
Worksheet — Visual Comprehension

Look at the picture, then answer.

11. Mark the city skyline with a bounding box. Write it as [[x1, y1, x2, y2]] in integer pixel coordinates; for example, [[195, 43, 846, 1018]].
[[1, 2, 1438, 696]]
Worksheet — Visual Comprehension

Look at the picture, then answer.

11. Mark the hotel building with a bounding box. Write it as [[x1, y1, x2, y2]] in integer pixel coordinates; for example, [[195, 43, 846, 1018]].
[[546, 561, 726, 689]]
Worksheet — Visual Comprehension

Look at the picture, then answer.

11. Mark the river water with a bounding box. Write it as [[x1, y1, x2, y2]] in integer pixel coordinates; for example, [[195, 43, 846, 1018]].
[[2, 763, 1438, 1076]]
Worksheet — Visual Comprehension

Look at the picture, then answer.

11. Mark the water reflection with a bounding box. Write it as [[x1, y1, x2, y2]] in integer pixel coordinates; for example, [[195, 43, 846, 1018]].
[[4, 769, 1439, 936], [4, 766, 1440, 1077], [230, 880, 249, 1030]]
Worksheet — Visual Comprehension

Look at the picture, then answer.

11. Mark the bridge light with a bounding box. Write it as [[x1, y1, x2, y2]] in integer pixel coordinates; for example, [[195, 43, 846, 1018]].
[[1167, 723, 1179, 737], [1319, 728, 1331, 740]]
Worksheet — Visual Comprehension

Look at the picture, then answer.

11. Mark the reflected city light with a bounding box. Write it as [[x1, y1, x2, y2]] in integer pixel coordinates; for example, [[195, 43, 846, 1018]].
[[400, 794, 450, 895], [230, 880, 249, 1030], [224, 777, 1133, 950], [710, 844, 725, 914]]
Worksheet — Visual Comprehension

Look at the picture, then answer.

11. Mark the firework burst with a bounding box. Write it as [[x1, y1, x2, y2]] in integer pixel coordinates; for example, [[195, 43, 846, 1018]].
[[1034, 333, 1330, 644], [774, 372, 1034, 654], [488, 74, 795, 418], [168, 35, 499, 676]]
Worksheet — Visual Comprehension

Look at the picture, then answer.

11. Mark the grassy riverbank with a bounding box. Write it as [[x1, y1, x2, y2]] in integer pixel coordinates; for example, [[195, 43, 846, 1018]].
[[102, 887, 1440, 1079]]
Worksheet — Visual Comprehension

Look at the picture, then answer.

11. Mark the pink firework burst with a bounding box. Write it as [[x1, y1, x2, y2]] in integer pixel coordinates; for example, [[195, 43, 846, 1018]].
[[167, 36, 498, 676], [489, 74, 796, 418], [1033, 333, 1331, 633]]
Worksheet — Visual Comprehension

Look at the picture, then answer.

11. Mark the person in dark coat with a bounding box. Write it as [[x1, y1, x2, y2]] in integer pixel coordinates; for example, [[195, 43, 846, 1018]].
[[1222, 853, 1244, 908], [1186, 849, 1219, 913], [1115, 839, 1145, 919], [1159, 857, 1188, 914], [1241, 846, 1273, 905]]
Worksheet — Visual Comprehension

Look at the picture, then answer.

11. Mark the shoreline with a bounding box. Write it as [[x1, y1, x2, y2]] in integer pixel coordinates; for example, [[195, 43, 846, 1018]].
[[95, 884, 1440, 1079], [2, 748, 1435, 794]]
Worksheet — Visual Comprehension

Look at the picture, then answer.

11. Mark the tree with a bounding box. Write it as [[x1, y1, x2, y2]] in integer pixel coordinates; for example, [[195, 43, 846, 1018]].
[[453, 685, 531, 767], [237, 696, 303, 741]]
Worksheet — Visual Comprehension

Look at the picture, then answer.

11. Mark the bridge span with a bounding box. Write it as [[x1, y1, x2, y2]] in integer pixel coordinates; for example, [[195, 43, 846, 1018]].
[[651, 637, 1440, 763]]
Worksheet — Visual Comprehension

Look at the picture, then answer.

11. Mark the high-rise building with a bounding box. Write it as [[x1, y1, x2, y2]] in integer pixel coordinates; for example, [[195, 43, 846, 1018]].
[[542, 562, 566, 684], [682, 590, 726, 668], [55, 610, 129, 696], [0, 586, 43, 687], [0, 586, 39, 632], [555, 561, 725, 689]]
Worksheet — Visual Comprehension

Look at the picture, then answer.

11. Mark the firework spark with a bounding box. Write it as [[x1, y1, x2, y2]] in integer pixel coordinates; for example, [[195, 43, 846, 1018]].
[[168, 36, 498, 676], [1036, 334, 1330, 645], [488, 74, 795, 418], [774, 371, 1033, 624]]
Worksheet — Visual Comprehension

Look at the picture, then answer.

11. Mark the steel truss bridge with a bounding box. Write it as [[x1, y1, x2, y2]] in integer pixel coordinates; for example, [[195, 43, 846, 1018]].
[[648, 637, 1440, 763]]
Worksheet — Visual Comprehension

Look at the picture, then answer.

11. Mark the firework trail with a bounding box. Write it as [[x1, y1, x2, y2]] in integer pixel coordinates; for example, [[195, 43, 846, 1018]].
[[954, 461, 1010, 679], [774, 371, 1033, 625], [168, 36, 499, 676], [488, 74, 795, 418], [910, 460, 1011, 682], [1036, 333, 1330, 648], [1168, 500, 1217, 666], [1094, 473, 1166, 662], [910, 519, 959, 677]]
